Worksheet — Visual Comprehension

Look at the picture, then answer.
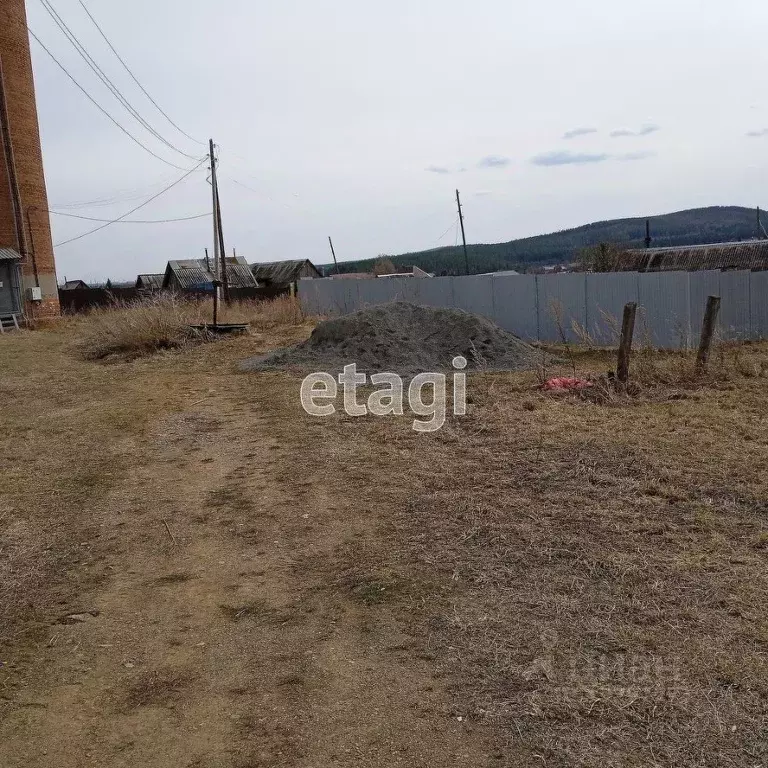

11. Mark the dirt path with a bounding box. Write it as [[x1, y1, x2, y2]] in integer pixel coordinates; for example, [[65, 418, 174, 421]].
[[0, 366, 492, 767]]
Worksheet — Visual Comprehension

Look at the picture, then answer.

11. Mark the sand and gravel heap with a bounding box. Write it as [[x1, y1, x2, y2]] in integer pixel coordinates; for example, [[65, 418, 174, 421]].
[[241, 301, 543, 376]]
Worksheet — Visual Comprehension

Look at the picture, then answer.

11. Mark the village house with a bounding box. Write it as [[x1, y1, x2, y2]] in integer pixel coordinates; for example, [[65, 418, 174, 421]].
[[162, 254, 258, 293]]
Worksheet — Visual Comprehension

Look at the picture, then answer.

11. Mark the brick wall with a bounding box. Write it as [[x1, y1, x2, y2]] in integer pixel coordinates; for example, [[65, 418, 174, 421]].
[[0, 0, 60, 318]]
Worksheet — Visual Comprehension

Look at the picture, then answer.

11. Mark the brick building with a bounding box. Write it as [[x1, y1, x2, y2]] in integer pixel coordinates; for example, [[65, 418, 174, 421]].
[[0, 0, 59, 321]]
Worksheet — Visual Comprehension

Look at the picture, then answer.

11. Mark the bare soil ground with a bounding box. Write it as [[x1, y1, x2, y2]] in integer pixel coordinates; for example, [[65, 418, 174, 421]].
[[1, 316, 767, 767]]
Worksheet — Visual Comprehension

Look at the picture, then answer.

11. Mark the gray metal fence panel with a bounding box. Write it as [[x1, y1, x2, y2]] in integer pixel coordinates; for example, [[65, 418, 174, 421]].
[[537, 273, 587, 343], [323, 279, 348, 314], [750, 271, 768, 339], [585, 272, 639, 345], [415, 276, 454, 307], [341, 279, 360, 314], [638, 271, 690, 348], [452, 275, 495, 320], [300, 269, 762, 349], [359, 277, 419, 305], [689, 270, 721, 343], [396, 277, 420, 303], [491, 275, 538, 340], [297, 278, 321, 314], [719, 271, 751, 340], [357, 279, 398, 307]]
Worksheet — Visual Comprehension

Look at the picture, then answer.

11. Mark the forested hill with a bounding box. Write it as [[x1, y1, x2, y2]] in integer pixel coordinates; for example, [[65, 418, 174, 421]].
[[327, 206, 763, 276]]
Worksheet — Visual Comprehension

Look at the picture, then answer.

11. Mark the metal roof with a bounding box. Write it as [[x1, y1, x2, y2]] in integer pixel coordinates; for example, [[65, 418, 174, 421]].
[[226, 262, 261, 288], [617, 240, 768, 272], [164, 258, 259, 290], [135, 273, 164, 289], [0, 247, 21, 261], [251, 259, 321, 283]]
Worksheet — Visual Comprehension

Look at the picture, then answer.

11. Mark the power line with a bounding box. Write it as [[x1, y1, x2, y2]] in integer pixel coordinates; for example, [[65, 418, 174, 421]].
[[77, 0, 205, 146], [29, 28, 198, 172], [433, 217, 459, 244], [38, 0, 198, 161], [54, 158, 207, 246], [49, 210, 210, 223], [51, 173, 186, 209]]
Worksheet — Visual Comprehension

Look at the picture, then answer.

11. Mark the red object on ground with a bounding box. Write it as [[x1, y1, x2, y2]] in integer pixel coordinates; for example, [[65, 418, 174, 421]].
[[543, 376, 593, 391]]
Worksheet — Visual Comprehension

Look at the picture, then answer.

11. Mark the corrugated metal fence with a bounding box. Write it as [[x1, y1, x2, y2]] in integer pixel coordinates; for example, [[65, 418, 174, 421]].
[[299, 270, 768, 348]]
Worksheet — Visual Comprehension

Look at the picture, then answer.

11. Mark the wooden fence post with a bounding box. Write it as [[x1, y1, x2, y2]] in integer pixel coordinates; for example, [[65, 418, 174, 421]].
[[696, 295, 721, 371], [617, 301, 637, 383]]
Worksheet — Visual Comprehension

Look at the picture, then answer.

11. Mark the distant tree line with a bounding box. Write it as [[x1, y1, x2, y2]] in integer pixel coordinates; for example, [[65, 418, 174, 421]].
[[323, 206, 762, 276]]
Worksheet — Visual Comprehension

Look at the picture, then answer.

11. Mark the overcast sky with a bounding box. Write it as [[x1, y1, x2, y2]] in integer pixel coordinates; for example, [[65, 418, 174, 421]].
[[26, 0, 768, 281]]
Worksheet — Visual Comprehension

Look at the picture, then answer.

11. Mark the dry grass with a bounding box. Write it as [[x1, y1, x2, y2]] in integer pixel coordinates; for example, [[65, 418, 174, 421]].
[[71, 294, 305, 360], [310, 341, 768, 767], [4, 310, 768, 765], [120, 669, 194, 710], [0, 303, 310, 648]]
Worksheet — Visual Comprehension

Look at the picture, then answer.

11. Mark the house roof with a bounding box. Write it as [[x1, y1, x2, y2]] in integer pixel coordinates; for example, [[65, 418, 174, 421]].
[[616, 240, 768, 272], [326, 272, 375, 279], [163, 257, 258, 290], [136, 273, 164, 289], [0, 247, 21, 261], [377, 266, 435, 278], [251, 259, 322, 283], [61, 279, 89, 289]]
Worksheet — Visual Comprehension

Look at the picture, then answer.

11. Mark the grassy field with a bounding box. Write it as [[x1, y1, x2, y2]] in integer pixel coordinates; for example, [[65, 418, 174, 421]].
[[1, 301, 767, 767]]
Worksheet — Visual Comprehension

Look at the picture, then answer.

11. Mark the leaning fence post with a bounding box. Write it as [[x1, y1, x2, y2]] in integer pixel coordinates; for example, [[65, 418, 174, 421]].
[[617, 301, 637, 383], [696, 295, 721, 371]]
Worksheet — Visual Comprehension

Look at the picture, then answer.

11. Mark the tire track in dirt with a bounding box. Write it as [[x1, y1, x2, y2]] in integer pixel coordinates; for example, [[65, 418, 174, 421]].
[[0, 376, 492, 767]]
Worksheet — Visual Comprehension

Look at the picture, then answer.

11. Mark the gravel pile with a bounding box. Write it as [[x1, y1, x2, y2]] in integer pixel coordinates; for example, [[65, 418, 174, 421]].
[[242, 302, 544, 377]]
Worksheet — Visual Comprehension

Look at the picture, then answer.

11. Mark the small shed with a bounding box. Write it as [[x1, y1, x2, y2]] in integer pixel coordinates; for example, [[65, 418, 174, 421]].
[[163, 255, 259, 292], [250, 259, 322, 286], [135, 273, 164, 291], [61, 279, 89, 290]]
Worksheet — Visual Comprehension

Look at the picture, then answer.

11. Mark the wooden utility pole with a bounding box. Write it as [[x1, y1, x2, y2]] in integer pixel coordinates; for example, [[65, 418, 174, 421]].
[[697, 295, 721, 371], [215, 182, 229, 302], [616, 302, 637, 383], [644, 219, 652, 249], [328, 236, 340, 275], [456, 189, 469, 275], [209, 139, 221, 303], [758, 207, 762, 240]]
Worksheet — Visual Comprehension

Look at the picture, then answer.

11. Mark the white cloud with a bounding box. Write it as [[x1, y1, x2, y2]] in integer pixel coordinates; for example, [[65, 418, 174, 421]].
[[563, 127, 598, 139], [609, 124, 660, 138]]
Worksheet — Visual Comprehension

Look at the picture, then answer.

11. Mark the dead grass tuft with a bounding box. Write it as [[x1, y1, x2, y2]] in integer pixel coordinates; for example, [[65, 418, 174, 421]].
[[72, 294, 199, 360], [71, 294, 306, 360]]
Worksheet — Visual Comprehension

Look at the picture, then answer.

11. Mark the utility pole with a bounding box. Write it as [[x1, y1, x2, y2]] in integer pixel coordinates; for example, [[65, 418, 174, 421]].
[[644, 219, 652, 249], [328, 236, 340, 275], [758, 206, 762, 240], [215, 182, 229, 302], [209, 139, 221, 302], [456, 189, 469, 275]]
